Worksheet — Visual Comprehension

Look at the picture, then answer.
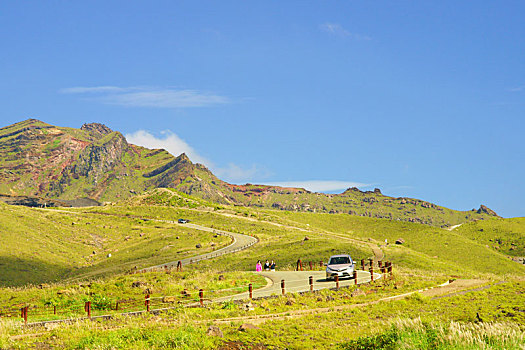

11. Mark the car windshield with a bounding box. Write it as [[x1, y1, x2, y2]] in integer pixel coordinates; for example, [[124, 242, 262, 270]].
[[329, 256, 351, 265]]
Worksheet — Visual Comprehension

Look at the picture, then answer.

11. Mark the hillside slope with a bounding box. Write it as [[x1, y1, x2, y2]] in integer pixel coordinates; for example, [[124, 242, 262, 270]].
[[0, 119, 200, 202], [0, 119, 498, 227], [0, 202, 230, 286]]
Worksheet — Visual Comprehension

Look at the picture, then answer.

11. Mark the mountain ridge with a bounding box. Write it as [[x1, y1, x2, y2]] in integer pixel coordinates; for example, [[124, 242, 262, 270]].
[[0, 119, 498, 227]]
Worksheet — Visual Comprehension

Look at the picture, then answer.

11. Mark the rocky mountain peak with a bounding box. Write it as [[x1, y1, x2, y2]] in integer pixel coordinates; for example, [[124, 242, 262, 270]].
[[80, 123, 113, 138], [177, 152, 190, 161], [477, 205, 499, 217]]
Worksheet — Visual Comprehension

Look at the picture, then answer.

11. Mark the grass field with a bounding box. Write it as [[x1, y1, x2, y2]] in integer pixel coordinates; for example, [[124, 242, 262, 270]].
[[265, 211, 525, 277], [0, 191, 524, 349], [455, 217, 525, 257], [0, 202, 230, 286]]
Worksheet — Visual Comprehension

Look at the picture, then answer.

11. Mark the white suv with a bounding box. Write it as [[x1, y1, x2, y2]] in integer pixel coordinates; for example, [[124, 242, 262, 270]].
[[326, 254, 354, 280]]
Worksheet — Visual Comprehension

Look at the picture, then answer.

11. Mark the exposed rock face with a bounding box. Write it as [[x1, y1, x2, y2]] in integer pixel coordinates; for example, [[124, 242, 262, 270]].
[[143, 153, 195, 188], [71, 133, 129, 183], [80, 123, 113, 138], [477, 205, 499, 217], [0, 119, 199, 203]]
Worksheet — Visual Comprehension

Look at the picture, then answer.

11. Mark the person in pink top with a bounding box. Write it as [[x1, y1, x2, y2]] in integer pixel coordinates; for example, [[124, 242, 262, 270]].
[[255, 260, 262, 272]]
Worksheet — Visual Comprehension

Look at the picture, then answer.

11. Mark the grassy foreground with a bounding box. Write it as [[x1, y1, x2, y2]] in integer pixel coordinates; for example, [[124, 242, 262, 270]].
[[1, 277, 523, 349]]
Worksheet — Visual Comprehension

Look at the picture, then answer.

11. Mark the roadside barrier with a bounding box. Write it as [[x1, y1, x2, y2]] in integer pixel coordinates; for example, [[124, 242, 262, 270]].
[[5, 257, 393, 325], [9, 264, 393, 326]]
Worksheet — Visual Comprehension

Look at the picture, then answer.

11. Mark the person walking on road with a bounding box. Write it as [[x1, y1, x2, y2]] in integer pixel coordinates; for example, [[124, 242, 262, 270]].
[[256, 260, 262, 272], [264, 260, 270, 271], [270, 260, 276, 271]]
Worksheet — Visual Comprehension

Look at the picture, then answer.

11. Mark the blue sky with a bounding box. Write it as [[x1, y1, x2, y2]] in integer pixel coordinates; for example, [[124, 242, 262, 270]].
[[0, 1, 523, 217]]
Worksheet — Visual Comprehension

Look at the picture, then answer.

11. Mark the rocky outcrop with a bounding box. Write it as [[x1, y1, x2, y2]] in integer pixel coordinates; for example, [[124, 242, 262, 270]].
[[145, 153, 195, 188], [80, 123, 113, 139], [477, 205, 498, 217], [72, 132, 129, 183]]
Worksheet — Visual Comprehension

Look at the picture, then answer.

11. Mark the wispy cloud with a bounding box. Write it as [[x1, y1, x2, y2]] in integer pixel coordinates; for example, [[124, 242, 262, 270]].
[[59, 86, 129, 94], [507, 86, 524, 92], [60, 86, 230, 108], [125, 130, 266, 182], [265, 180, 371, 193], [319, 23, 371, 40], [125, 130, 211, 165], [214, 163, 260, 181]]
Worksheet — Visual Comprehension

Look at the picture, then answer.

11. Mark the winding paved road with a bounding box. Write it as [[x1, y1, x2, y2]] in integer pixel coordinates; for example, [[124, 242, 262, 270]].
[[147, 222, 258, 270]]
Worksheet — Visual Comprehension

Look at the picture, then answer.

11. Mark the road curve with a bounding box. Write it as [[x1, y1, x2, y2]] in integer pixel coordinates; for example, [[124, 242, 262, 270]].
[[146, 221, 258, 270], [39, 208, 259, 271]]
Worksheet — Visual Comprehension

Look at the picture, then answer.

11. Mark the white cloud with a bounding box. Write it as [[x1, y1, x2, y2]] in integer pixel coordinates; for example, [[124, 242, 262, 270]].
[[265, 180, 371, 193], [61, 86, 230, 108], [125, 129, 264, 182], [507, 86, 524, 92], [319, 23, 371, 40], [214, 163, 259, 181], [125, 130, 211, 165]]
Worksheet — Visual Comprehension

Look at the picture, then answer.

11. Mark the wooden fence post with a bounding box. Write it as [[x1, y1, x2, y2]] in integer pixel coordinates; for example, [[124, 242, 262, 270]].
[[309, 261, 313, 270], [296, 259, 303, 271], [361, 259, 365, 270], [309, 276, 313, 292], [335, 275, 339, 290], [281, 280, 285, 295], [20, 306, 28, 325], [199, 289, 204, 306], [145, 294, 150, 312], [353, 270, 358, 285], [369, 258, 374, 269], [249, 284, 253, 299], [85, 301, 91, 319], [370, 265, 374, 282]]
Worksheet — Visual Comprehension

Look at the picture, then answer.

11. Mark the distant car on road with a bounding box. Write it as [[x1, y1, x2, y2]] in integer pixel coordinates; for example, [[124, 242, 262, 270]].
[[325, 254, 354, 280], [178, 218, 188, 224]]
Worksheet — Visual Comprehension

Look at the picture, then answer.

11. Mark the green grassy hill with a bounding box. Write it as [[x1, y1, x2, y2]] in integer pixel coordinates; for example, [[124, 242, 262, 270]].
[[265, 210, 525, 276], [174, 166, 498, 228], [0, 202, 230, 286], [0, 187, 522, 287], [81, 190, 525, 278], [455, 217, 525, 257]]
